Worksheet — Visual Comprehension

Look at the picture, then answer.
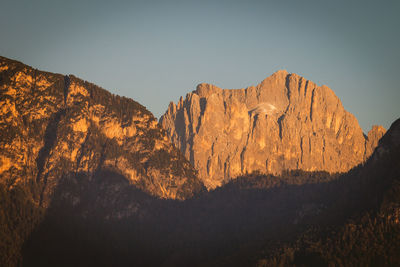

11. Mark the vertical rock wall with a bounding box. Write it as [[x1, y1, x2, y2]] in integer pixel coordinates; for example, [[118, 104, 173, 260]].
[[160, 70, 385, 189]]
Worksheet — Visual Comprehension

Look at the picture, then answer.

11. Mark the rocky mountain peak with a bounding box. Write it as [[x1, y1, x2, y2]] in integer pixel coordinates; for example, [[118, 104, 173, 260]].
[[160, 71, 385, 189]]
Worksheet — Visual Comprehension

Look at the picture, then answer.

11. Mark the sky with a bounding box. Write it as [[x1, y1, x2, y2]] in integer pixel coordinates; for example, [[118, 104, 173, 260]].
[[1, 0, 399, 132]]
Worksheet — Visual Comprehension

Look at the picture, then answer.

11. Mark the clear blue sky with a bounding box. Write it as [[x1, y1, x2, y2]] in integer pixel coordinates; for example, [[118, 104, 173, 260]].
[[1, 0, 399, 132]]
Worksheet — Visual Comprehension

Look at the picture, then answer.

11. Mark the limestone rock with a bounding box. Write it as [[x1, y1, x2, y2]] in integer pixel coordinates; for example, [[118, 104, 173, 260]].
[[160, 70, 385, 189]]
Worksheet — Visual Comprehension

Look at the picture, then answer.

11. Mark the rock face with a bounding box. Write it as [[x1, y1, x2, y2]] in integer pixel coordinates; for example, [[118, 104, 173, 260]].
[[160, 70, 385, 189], [0, 56, 204, 205]]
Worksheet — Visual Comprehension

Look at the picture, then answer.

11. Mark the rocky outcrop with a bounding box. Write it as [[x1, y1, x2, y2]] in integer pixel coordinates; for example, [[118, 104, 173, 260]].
[[0, 56, 204, 205], [160, 70, 385, 189], [365, 125, 386, 157]]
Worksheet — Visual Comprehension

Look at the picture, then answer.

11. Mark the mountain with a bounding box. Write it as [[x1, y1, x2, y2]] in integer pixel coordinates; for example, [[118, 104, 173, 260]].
[[0, 56, 204, 204], [21, 117, 400, 267], [160, 70, 386, 189], [1, 56, 398, 266], [0, 56, 204, 265]]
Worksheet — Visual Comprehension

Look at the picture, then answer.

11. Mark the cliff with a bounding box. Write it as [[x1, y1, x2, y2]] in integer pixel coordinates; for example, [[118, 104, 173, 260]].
[[160, 70, 385, 189]]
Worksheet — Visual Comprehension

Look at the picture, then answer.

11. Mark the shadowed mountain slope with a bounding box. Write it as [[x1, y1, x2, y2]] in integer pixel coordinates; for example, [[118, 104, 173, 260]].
[[20, 118, 400, 267]]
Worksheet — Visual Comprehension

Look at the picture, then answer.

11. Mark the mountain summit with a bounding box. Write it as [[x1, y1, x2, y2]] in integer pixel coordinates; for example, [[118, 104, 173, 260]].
[[160, 70, 385, 189]]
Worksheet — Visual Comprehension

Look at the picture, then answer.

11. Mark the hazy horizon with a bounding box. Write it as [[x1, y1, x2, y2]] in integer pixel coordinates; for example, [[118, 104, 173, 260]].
[[1, 0, 399, 132]]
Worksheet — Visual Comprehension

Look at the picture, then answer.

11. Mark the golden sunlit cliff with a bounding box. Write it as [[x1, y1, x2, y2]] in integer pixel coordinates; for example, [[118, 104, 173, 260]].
[[0, 56, 205, 206], [160, 70, 386, 189]]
